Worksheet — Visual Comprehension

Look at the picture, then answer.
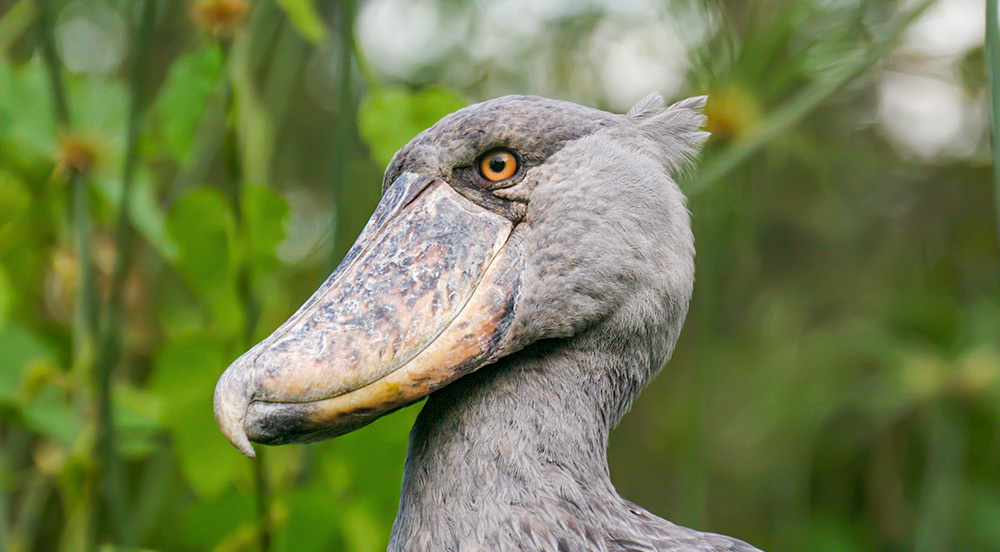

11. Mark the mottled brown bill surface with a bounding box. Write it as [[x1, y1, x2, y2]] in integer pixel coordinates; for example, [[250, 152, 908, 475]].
[[214, 172, 523, 456]]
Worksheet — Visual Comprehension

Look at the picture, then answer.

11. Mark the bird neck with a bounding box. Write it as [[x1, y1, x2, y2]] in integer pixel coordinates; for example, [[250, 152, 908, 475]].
[[388, 325, 660, 551]]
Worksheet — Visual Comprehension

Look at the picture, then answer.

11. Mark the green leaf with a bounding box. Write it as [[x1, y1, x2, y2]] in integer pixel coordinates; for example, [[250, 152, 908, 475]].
[[163, 485, 255, 550], [0, 323, 58, 405], [0, 58, 56, 170], [149, 335, 243, 497], [241, 185, 290, 273], [166, 188, 244, 338], [112, 381, 165, 459], [128, 170, 179, 262], [0, 170, 32, 257], [0, 0, 37, 53], [358, 86, 467, 167], [339, 500, 385, 552], [275, 486, 345, 552], [171, 392, 244, 498], [230, 42, 274, 187], [149, 335, 224, 403], [70, 73, 128, 158], [154, 46, 224, 161], [314, 404, 416, 548], [0, 264, 11, 331], [20, 383, 79, 446], [275, 0, 328, 44]]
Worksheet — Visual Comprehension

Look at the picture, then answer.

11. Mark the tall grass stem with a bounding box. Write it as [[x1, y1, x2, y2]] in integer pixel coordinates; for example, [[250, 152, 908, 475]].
[[330, 0, 359, 266], [93, 0, 159, 541], [987, 0, 1000, 247], [35, 0, 101, 548]]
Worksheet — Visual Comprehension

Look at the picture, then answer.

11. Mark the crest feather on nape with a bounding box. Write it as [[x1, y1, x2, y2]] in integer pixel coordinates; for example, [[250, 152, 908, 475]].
[[627, 92, 710, 177]]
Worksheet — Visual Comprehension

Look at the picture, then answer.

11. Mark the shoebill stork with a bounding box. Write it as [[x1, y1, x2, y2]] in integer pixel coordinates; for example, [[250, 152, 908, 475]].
[[214, 93, 762, 552]]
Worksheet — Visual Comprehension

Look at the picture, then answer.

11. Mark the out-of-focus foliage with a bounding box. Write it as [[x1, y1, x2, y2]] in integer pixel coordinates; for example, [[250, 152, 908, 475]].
[[0, 0, 996, 551], [358, 86, 466, 166]]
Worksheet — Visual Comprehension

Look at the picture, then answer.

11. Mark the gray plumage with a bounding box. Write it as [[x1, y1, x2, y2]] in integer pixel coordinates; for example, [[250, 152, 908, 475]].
[[379, 94, 761, 552], [213, 92, 762, 551]]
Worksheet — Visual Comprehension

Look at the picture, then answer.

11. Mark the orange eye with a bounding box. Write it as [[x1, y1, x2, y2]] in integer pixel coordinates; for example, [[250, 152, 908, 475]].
[[478, 150, 518, 182]]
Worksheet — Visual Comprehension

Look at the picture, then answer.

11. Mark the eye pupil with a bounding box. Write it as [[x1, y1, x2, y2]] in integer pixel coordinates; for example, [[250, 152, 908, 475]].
[[489, 156, 507, 173], [478, 149, 518, 182]]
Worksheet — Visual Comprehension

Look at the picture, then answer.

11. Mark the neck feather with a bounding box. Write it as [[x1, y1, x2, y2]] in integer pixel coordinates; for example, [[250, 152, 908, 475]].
[[387, 323, 664, 552]]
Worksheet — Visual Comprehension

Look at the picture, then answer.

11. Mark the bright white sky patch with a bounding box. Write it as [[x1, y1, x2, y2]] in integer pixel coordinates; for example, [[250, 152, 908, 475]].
[[357, 0, 456, 78], [903, 0, 985, 57], [56, 1, 126, 75], [465, 0, 543, 62], [878, 71, 975, 159], [592, 21, 690, 112]]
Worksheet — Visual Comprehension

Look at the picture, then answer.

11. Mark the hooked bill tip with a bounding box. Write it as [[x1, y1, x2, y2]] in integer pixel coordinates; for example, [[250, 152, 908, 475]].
[[216, 404, 257, 457], [223, 418, 256, 458], [214, 366, 257, 458], [216, 409, 256, 457], [235, 434, 257, 458]]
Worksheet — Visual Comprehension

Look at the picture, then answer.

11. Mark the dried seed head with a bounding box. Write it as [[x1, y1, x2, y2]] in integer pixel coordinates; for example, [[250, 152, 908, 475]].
[[192, 0, 250, 38], [702, 85, 762, 142], [56, 133, 100, 174]]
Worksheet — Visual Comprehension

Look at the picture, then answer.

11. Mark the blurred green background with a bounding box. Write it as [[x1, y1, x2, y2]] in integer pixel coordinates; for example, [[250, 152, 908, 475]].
[[0, 0, 997, 551]]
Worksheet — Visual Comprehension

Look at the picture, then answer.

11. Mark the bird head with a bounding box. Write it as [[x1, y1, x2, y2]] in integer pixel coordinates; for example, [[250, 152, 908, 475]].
[[214, 94, 708, 457]]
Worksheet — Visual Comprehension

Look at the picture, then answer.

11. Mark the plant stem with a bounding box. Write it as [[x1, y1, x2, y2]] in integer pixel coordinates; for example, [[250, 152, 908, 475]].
[[913, 405, 965, 552], [238, 252, 269, 552], [689, 0, 939, 195], [93, 0, 158, 542], [35, 2, 95, 348], [330, 0, 358, 266], [122, 450, 172, 545], [36, 0, 70, 126], [0, 454, 7, 550], [167, 64, 232, 205], [8, 471, 54, 552], [0, 0, 37, 53], [35, 1, 99, 546], [253, 449, 272, 552], [226, 6, 275, 550], [987, 0, 1000, 248]]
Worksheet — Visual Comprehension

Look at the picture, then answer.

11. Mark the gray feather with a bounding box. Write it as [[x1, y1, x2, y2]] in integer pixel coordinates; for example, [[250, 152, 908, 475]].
[[628, 94, 710, 177], [373, 94, 759, 552]]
